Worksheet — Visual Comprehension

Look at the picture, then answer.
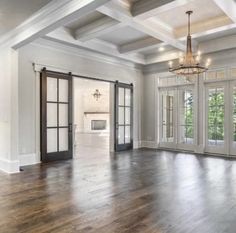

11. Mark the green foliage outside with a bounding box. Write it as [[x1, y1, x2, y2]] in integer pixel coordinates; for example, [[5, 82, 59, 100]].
[[185, 94, 194, 139], [208, 91, 224, 141], [185, 91, 226, 141]]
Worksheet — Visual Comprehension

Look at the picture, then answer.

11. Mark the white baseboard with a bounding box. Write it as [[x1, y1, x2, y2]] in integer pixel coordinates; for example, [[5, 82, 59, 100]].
[[194, 144, 204, 154], [0, 158, 20, 174], [19, 153, 41, 166], [140, 141, 158, 149], [133, 141, 142, 149]]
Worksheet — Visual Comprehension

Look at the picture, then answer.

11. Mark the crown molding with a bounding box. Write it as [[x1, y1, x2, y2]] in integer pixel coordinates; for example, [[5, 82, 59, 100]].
[[143, 47, 236, 74], [30, 38, 143, 71]]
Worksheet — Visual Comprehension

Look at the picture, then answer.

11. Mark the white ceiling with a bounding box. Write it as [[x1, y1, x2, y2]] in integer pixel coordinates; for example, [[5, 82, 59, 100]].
[[0, 0, 52, 36]]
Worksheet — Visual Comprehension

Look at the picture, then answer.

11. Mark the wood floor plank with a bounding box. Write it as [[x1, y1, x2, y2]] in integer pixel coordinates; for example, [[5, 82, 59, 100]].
[[1, 149, 236, 232]]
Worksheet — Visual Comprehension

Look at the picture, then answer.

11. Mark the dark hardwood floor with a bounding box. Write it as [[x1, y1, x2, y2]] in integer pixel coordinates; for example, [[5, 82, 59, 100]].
[[1, 149, 236, 233]]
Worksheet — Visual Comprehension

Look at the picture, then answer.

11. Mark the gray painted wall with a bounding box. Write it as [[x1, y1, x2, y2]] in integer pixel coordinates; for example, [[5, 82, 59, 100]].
[[141, 48, 236, 146], [18, 40, 143, 163]]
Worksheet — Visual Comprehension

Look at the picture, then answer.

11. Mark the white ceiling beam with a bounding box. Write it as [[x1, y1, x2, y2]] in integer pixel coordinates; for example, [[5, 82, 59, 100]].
[[131, 0, 194, 20], [46, 27, 146, 64], [75, 16, 125, 41], [97, 1, 186, 51], [0, 0, 110, 49], [119, 37, 164, 54], [175, 15, 233, 38], [213, 0, 236, 23]]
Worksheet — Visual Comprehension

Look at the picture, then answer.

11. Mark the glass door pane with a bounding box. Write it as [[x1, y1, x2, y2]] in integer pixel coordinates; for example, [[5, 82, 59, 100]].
[[160, 89, 175, 144], [47, 129, 57, 153], [178, 88, 194, 145], [207, 87, 224, 146], [205, 85, 226, 154], [47, 78, 57, 101]]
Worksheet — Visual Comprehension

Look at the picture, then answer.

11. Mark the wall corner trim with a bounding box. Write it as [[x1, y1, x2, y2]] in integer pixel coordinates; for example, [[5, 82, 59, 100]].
[[19, 153, 41, 167], [0, 158, 20, 174], [133, 140, 142, 149], [140, 141, 158, 149]]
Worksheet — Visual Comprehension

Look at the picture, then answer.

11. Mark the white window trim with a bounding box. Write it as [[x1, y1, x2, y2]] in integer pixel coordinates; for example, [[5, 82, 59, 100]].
[[155, 66, 236, 157]]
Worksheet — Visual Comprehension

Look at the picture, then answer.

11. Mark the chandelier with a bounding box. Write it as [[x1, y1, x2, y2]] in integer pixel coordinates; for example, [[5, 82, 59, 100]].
[[92, 89, 102, 101], [168, 11, 211, 76]]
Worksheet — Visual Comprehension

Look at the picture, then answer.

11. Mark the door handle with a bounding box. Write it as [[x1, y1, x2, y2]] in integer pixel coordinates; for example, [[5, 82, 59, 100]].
[[69, 123, 73, 132]]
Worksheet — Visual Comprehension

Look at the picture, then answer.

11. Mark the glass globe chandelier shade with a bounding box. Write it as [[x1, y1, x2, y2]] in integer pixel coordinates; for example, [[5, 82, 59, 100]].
[[168, 11, 211, 76]]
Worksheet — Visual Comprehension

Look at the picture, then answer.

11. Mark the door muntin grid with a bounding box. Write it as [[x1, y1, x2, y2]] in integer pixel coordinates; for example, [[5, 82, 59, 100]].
[[118, 87, 131, 145], [115, 83, 133, 151], [178, 89, 194, 145], [207, 87, 225, 147], [46, 77, 70, 153], [160, 90, 174, 143]]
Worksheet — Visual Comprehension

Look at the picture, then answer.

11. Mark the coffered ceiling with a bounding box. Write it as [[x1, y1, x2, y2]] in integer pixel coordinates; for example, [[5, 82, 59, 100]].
[[1, 0, 236, 66]]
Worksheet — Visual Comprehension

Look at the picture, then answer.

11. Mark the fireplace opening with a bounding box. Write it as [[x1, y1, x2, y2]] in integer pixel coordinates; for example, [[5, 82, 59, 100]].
[[91, 120, 107, 130]]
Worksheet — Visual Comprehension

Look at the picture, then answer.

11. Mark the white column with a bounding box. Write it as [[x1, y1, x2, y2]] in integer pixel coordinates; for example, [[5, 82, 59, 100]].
[[0, 47, 19, 173]]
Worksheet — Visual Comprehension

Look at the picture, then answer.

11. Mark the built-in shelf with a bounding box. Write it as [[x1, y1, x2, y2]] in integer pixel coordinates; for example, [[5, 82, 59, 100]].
[[84, 112, 109, 115]]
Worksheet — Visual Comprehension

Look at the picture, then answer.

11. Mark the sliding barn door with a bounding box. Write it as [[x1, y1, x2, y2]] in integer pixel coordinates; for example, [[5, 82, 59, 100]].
[[40, 70, 73, 162], [115, 82, 133, 151]]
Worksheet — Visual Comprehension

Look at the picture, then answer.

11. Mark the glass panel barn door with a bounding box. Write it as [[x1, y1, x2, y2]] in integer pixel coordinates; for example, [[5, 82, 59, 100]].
[[40, 70, 73, 162], [115, 82, 133, 151]]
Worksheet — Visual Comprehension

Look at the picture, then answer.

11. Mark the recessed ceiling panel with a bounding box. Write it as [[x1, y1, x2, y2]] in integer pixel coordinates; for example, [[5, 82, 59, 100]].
[[152, 0, 228, 29], [98, 26, 149, 46], [0, 0, 52, 36], [66, 12, 105, 30]]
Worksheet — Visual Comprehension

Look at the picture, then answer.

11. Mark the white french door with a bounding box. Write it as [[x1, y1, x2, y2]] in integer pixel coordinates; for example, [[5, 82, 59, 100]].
[[205, 81, 236, 156], [159, 85, 195, 151]]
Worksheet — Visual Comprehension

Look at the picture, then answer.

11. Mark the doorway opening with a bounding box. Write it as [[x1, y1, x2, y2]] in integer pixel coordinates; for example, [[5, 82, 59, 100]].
[[40, 69, 134, 162], [73, 78, 111, 157]]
